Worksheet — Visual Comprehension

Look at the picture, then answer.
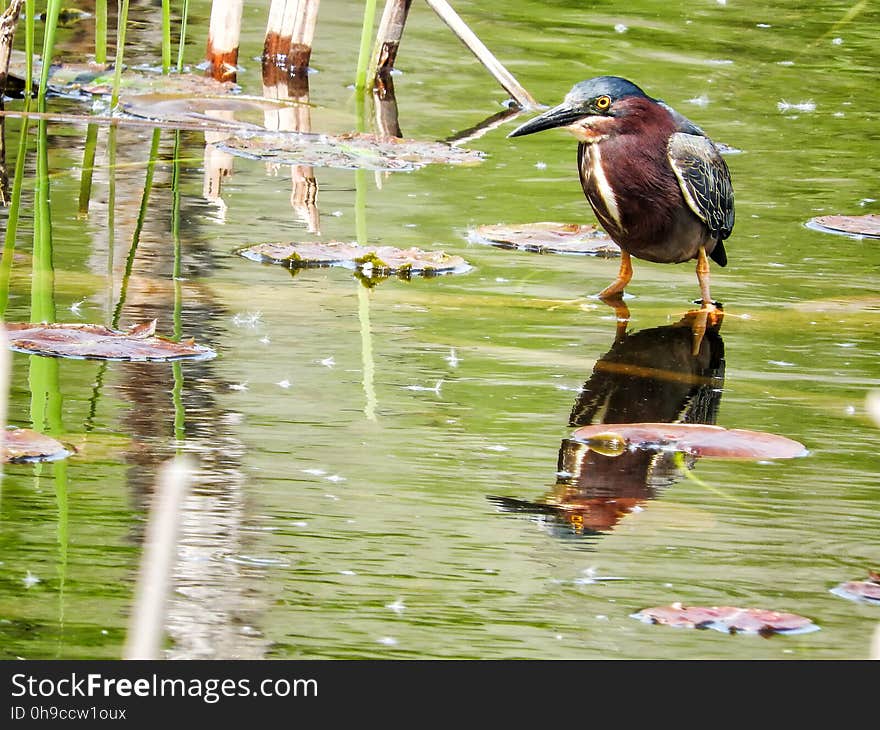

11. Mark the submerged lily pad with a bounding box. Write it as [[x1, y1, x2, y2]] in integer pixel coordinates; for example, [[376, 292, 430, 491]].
[[238, 241, 470, 277], [1, 427, 71, 464], [632, 604, 819, 635], [217, 131, 484, 171], [806, 214, 880, 239], [5, 321, 216, 362], [7, 52, 237, 98], [571, 423, 807, 459], [830, 572, 880, 605], [120, 94, 296, 130], [468, 222, 619, 256]]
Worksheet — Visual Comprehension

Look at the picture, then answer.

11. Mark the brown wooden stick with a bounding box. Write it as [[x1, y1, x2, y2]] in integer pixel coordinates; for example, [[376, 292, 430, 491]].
[[205, 0, 244, 82], [0, 0, 26, 96], [424, 0, 539, 109], [288, 0, 320, 70], [371, 0, 412, 78]]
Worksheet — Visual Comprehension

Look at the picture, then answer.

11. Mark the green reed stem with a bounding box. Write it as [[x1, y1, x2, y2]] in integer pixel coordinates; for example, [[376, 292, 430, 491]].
[[112, 127, 161, 328], [0, 106, 31, 317], [24, 0, 34, 97], [31, 118, 55, 323], [77, 124, 99, 216], [37, 0, 62, 104], [95, 0, 107, 64], [176, 0, 189, 72], [354, 0, 378, 91], [161, 0, 171, 73], [110, 0, 130, 109]]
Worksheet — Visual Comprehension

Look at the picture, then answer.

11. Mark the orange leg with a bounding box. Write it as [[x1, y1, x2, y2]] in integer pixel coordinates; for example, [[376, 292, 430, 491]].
[[689, 246, 722, 354], [597, 250, 632, 300]]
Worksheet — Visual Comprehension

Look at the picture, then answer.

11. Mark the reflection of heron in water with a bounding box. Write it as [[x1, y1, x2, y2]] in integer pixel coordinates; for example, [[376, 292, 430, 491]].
[[490, 310, 725, 538]]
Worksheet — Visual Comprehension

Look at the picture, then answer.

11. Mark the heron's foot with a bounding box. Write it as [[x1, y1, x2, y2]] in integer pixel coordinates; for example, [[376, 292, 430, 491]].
[[685, 300, 724, 355]]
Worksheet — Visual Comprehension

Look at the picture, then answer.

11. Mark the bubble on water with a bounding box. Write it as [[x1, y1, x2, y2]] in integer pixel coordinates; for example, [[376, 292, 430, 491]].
[[778, 99, 816, 113], [386, 598, 406, 615], [614, 23, 628, 33], [276, 379, 292, 388], [377, 636, 398, 646], [686, 94, 709, 107]]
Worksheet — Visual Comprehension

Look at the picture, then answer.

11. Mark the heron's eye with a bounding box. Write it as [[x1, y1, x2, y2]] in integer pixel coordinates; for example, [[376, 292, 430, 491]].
[[595, 95, 611, 111]]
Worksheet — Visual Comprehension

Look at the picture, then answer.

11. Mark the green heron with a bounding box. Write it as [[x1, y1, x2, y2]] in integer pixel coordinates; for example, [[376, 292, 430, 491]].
[[509, 76, 734, 325]]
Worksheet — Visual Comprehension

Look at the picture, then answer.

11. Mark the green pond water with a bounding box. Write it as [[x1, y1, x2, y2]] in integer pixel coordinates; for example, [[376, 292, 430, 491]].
[[0, 0, 878, 659]]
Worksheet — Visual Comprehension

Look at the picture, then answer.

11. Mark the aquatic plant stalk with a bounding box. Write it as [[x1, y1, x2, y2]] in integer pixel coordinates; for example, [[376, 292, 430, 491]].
[[110, 0, 131, 109], [161, 0, 171, 73], [124, 457, 192, 660], [31, 119, 55, 323], [176, 0, 190, 72], [355, 0, 378, 91], [23, 0, 34, 96], [37, 0, 63, 103], [95, 0, 107, 64], [0, 106, 31, 316], [112, 128, 162, 327], [0, 323, 9, 486], [77, 124, 100, 215]]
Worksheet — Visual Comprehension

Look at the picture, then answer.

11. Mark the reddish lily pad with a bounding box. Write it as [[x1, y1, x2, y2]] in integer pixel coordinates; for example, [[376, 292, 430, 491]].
[[571, 423, 807, 459], [632, 603, 819, 635], [238, 241, 470, 277], [1, 427, 71, 464], [217, 131, 484, 172], [807, 214, 880, 239], [830, 572, 880, 605], [468, 222, 619, 256], [5, 321, 216, 362]]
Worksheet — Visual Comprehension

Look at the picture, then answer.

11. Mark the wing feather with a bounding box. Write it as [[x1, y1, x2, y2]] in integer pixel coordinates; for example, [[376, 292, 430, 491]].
[[668, 132, 735, 241]]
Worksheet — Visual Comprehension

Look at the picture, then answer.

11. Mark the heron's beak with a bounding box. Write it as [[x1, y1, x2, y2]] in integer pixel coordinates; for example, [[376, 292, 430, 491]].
[[507, 102, 584, 138]]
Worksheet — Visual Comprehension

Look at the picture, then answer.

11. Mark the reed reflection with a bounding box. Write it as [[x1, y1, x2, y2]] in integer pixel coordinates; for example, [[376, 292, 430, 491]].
[[492, 311, 725, 538]]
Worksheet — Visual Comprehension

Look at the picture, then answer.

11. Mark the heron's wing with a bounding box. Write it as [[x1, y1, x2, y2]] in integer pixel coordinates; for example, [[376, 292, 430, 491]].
[[667, 132, 735, 240]]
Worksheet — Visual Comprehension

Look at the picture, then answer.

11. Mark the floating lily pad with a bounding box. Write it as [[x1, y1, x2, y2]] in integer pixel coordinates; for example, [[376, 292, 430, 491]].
[[830, 572, 880, 605], [238, 241, 470, 277], [1, 427, 71, 464], [806, 214, 880, 239], [632, 603, 819, 635], [468, 222, 619, 256], [571, 423, 807, 459], [217, 131, 484, 171], [5, 321, 216, 362]]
